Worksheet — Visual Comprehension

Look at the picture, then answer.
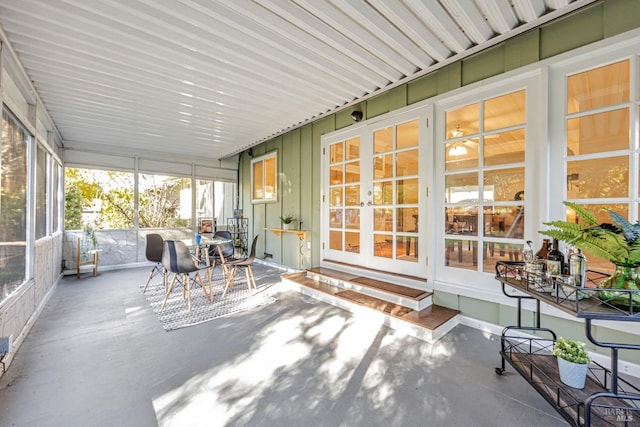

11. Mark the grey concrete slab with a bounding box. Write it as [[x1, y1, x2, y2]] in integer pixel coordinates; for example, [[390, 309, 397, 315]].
[[0, 265, 567, 426]]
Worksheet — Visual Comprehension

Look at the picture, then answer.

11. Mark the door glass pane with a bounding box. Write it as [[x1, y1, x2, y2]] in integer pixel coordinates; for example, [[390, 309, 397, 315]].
[[445, 173, 479, 203], [446, 103, 480, 137], [345, 208, 360, 229], [330, 142, 343, 163], [330, 230, 343, 250], [445, 207, 478, 236], [483, 206, 524, 239], [330, 165, 343, 185], [373, 181, 393, 205], [397, 208, 418, 232], [374, 234, 392, 258], [484, 167, 525, 202], [483, 242, 524, 273], [567, 60, 629, 114], [484, 129, 525, 166], [397, 120, 419, 149], [345, 161, 360, 183], [446, 137, 479, 171], [396, 149, 418, 176], [397, 236, 418, 262], [329, 187, 343, 207], [330, 209, 343, 228], [345, 185, 360, 206], [484, 90, 525, 131], [346, 232, 360, 253], [445, 239, 477, 270], [374, 127, 393, 153], [374, 208, 393, 231], [345, 138, 359, 160], [397, 179, 418, 204], [567, 109, 629, 155], [567, 157, 628, 198], [374, 154, 393, 179]]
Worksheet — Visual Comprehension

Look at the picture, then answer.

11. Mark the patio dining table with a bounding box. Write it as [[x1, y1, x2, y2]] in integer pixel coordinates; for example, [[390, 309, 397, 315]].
[[191, 236, 233, 294]]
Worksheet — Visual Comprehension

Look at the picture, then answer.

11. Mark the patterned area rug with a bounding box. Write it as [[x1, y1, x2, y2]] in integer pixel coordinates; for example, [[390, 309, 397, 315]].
[[141, 262, 281, 331]]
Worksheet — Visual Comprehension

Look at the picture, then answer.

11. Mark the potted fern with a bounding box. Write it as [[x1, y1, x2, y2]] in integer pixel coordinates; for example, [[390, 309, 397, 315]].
[[553, 337, 591, 389], [539, 201, 640, 308], [279, 214, 296, 230]]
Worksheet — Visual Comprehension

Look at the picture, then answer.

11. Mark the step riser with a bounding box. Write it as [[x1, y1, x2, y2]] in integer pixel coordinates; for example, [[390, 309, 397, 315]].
[[282, 276, 460, 344], [307, 271, 432, 311]]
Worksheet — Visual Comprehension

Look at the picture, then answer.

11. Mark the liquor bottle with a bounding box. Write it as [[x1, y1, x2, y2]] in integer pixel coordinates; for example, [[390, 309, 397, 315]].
[[535, 238, 550, 260], [546, 239, 564, 277], [569, 249, 587, 288]]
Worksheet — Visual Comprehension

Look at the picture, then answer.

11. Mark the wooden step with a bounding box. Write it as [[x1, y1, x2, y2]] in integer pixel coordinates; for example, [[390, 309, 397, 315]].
[[282, 271, 461, 342], [306, 267, 432, 311]]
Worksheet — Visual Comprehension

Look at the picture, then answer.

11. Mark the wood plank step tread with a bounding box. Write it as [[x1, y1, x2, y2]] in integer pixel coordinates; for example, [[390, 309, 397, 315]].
[[306, 268, 431, 301]]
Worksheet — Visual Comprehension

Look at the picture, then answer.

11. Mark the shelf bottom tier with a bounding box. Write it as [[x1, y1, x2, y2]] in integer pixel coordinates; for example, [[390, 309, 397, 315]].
[[502, 351, 639, 426]]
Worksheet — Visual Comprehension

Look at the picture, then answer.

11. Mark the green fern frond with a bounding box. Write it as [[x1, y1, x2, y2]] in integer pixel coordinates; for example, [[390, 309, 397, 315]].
[[564, 201, 598, 226], [607, 210, 639, 243]]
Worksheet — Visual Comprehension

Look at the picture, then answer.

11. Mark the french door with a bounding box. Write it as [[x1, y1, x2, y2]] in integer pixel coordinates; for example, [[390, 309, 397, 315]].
[[322, 107, 431, 278]]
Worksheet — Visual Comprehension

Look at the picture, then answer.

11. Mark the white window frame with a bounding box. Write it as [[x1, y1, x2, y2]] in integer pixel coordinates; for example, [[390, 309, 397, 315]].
[[251, 151, 277, 203]]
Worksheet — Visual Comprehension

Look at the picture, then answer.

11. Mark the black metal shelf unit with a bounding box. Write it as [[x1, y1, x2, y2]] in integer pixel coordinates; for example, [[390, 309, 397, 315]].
[[495, 261, 640, 426], [227, 217, 248, 258]]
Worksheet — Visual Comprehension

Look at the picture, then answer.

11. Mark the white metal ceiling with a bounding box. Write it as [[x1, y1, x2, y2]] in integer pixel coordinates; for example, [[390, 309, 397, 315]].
[[0, 0, 594, 161]]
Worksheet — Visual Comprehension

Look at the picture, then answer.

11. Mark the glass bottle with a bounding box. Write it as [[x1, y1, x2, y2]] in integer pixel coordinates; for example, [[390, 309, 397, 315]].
[[569, 249, 587, 288], [535, 238, 550, 260], [546, 239, 564, 277]]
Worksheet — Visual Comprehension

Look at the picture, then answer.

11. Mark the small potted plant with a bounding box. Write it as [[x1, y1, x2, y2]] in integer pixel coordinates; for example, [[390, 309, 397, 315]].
[[279, 214, 296, 230], [552, 337, 591, 389]]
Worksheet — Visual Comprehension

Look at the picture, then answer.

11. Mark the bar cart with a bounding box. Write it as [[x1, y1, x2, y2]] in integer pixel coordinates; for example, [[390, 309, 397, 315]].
[[494, 261, 640, 426]]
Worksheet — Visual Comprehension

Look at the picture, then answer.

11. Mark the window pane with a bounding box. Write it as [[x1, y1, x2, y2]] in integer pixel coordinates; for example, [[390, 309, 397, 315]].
[[330, 142, 343, 163], [446, 137, 479, 171], [374, 127, 393, 153], [374, 208, 393, 231], [483, 206, 524, 238], [397, 120, 418, 149], [374, 154, 393, 179], [345, 138, 359, 160], [482, 242, 524, 273], [567, 60, 629, 114], [253, 161, 263, 199], [484, 129, 525, 166], [35, 145, 47, 239], [567, 157, 628, 199], [445, 173, 479, 203], [396, 149, 418, 176], [484, 90, 525, 131], [373, 180, 393, 205], [139, 174, 191, 227], [264, 156, 276, 199], [345, 232, 359, 253], [567, 109, 629, 155], [446, 103, 479, 138], [397, 178, 419, 204], [484, 167, 524, 202], [196, 179, 214, 221], [52, 162, 61, 233], [396, 208, 418, 232], [1, 109, 28, 300]]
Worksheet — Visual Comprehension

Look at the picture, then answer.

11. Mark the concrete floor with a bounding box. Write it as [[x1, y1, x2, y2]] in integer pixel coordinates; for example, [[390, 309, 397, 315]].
[[0, 264, 567, 427]]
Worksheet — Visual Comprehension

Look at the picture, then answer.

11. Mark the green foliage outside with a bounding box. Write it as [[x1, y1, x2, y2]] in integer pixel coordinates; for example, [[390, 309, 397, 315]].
[[64, 168, 190, 230]]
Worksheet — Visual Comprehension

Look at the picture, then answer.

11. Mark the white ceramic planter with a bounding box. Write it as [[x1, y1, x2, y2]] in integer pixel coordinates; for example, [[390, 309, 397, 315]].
[[557, 356, 588, 389], [283, 223, 294, 230]]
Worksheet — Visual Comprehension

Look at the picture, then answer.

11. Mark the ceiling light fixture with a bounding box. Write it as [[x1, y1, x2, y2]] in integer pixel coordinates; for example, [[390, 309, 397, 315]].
[[448, 125, 467, 156]]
